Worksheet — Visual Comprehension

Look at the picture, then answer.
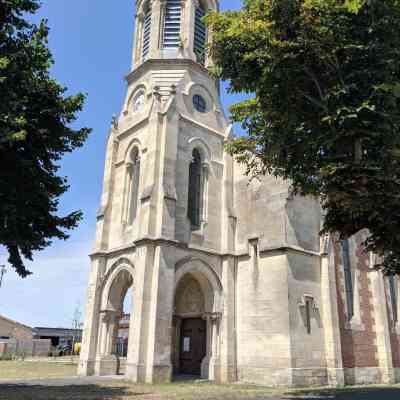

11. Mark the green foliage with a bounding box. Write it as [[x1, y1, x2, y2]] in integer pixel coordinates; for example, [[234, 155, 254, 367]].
[[207, 0, 400, 274], [0, 352, 14, 361], [0, 0, 91, 277]]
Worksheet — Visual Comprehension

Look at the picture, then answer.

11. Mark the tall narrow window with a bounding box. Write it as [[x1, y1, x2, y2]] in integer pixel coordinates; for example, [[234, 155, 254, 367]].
[[163, 0, 182, 48], [305, 299, 312, 335], [389, 275, 398, 323], [194, 3, 206, 64], [188, 149, 202, 229], [142, 2, 152, 61], [127, 148, 141, 223], [341, 239, 354, 320]]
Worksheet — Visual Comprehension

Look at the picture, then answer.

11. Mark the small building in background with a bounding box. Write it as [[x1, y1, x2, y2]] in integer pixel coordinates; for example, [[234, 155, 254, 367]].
[[118, 314, 130, 341], [0, 314, 50, 357], [0, 314, 34, 342], [115, 314, 130, 357], [34, 327, 83, 348]]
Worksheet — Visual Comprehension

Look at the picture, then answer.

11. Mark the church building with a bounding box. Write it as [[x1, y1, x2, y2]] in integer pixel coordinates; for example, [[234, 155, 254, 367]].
[[79, 0, 400, 386]]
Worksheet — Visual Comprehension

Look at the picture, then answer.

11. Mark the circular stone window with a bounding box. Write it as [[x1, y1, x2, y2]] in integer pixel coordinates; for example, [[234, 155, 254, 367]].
[[133, 92, 145, 112], [192, 94, 207, 113]]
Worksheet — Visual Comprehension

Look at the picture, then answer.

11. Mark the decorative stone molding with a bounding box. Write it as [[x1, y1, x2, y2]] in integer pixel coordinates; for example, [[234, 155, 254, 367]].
[[298, 294, 318, 311]]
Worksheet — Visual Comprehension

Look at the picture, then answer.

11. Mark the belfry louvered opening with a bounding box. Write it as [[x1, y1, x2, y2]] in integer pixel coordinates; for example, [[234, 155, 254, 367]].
[[142, 2, 152, 61], [163, 0, 182, 48], [194, 3, 206, 64]]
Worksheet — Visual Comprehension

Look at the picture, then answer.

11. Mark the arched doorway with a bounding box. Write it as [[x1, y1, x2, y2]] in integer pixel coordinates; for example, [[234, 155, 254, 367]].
[[172, 261, 222, 380], [96, 264, 134, 376]]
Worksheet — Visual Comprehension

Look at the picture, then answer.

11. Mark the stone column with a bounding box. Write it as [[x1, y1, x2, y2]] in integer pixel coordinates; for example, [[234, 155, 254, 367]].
[[98, 312, 108, 356], [201, 312, 222, 380], [149, 0, 164, 59], [201, 313, 212, 379], [105, 311, 119, 356], [184, 0, 198, 61], [370, 269, 395, 384], [95, 310, 119, 376], [320, 236, 345, 386], [172, 316, 182, 373], [211, 315, 220, 358], [132, 12, 143, 69]]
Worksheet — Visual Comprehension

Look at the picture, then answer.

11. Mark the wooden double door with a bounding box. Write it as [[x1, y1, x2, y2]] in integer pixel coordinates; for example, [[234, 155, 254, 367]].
[[179, 318, 207, 375]]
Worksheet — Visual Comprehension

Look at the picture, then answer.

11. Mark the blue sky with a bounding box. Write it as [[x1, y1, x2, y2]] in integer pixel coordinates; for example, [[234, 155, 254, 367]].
[[0, 0, 245, 328]]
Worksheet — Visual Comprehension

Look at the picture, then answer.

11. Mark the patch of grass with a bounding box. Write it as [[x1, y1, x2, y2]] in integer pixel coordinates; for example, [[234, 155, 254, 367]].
[[286, 383, 400, 399], [129, 380, 284, 399], [0, 364, 400, 400], [1, 381, 400, 400], [0, 361, 77, 380], [0, 383, 137, 400]]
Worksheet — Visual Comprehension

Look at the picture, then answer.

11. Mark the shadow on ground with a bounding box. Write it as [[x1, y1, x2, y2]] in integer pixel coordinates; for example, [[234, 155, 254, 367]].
[[283, 386, 400, 400], [0, 384, 149, 400]]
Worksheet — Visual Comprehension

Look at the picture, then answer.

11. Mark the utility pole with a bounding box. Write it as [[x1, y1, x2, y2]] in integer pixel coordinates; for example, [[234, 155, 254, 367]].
[[0, 265, 6, 289]]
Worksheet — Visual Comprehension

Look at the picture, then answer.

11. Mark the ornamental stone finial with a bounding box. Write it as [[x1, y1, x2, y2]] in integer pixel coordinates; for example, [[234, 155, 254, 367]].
[[111, 114, 118, 130]]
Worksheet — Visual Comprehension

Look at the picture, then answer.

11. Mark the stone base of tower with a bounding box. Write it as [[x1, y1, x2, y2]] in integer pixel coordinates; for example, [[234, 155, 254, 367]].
[[237, 367, 333, 387], [125, 363, 172, 384], [77, 359, 96, 377], [326, 368, 345, 386], [95, 355, 119, 376]]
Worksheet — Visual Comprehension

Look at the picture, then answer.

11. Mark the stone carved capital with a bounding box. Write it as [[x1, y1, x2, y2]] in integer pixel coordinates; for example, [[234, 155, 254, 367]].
[[202, 312, 222, 322], [100, 309, 120, 324]]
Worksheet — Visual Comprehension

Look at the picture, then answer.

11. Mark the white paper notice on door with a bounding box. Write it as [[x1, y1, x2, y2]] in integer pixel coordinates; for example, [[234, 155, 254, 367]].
[[183, 337, 190, 352]]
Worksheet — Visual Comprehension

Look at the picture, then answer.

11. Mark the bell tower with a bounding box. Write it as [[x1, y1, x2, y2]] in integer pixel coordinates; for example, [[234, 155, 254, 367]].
[[79, 0, 236, 384], [131, 0, 217, 69]]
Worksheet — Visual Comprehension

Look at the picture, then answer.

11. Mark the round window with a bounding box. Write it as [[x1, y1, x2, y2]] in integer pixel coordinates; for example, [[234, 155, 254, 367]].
[[193, 94, 207, 113], [133, 92, 145, 112]]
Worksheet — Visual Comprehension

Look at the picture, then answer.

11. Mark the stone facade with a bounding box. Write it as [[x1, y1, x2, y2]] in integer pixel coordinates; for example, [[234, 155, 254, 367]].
[[79, 0, 400, 386]]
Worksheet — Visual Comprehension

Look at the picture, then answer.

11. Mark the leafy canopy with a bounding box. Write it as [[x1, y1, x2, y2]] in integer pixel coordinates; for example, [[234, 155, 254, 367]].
[[0, 0, 91, 277], [207, 0, 400, 274]]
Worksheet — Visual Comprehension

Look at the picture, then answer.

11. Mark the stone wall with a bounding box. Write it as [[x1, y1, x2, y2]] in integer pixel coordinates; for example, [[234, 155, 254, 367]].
[[335, 238, 379, 373]]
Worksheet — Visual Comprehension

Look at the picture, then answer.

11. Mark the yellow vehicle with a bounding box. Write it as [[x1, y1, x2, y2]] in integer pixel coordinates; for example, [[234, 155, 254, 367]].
[[74, 342, 81, 355]]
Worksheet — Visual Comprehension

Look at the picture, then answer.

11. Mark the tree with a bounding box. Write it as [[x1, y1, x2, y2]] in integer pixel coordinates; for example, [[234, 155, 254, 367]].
[[0, 0, 91, 277], [206, 0, 400, 274]]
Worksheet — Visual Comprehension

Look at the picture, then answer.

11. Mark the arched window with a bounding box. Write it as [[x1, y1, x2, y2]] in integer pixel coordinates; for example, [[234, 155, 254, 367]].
[[125, 147, 141, 224], [341, 239, 354, 320], [194, 2, 207, 64], [188, 149, 202, 229], [389, 275, 398, 323], [142, 2, 152, 61], [163, 0, 182, 48]]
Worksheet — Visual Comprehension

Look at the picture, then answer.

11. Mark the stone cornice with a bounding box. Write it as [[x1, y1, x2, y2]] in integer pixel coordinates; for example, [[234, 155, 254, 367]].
[[125, 59, 212, 85], [90, 237, 321, 260]]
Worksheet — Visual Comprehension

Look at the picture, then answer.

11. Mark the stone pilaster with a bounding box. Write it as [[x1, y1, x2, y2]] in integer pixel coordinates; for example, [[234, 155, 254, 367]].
[[144, 245, 175, 383], [370, 269, 395, 384], [125, 244, 155, 382], [78, 256, 106, 376], [320, 236, 344, 386], [218, 256, 236, 382]]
